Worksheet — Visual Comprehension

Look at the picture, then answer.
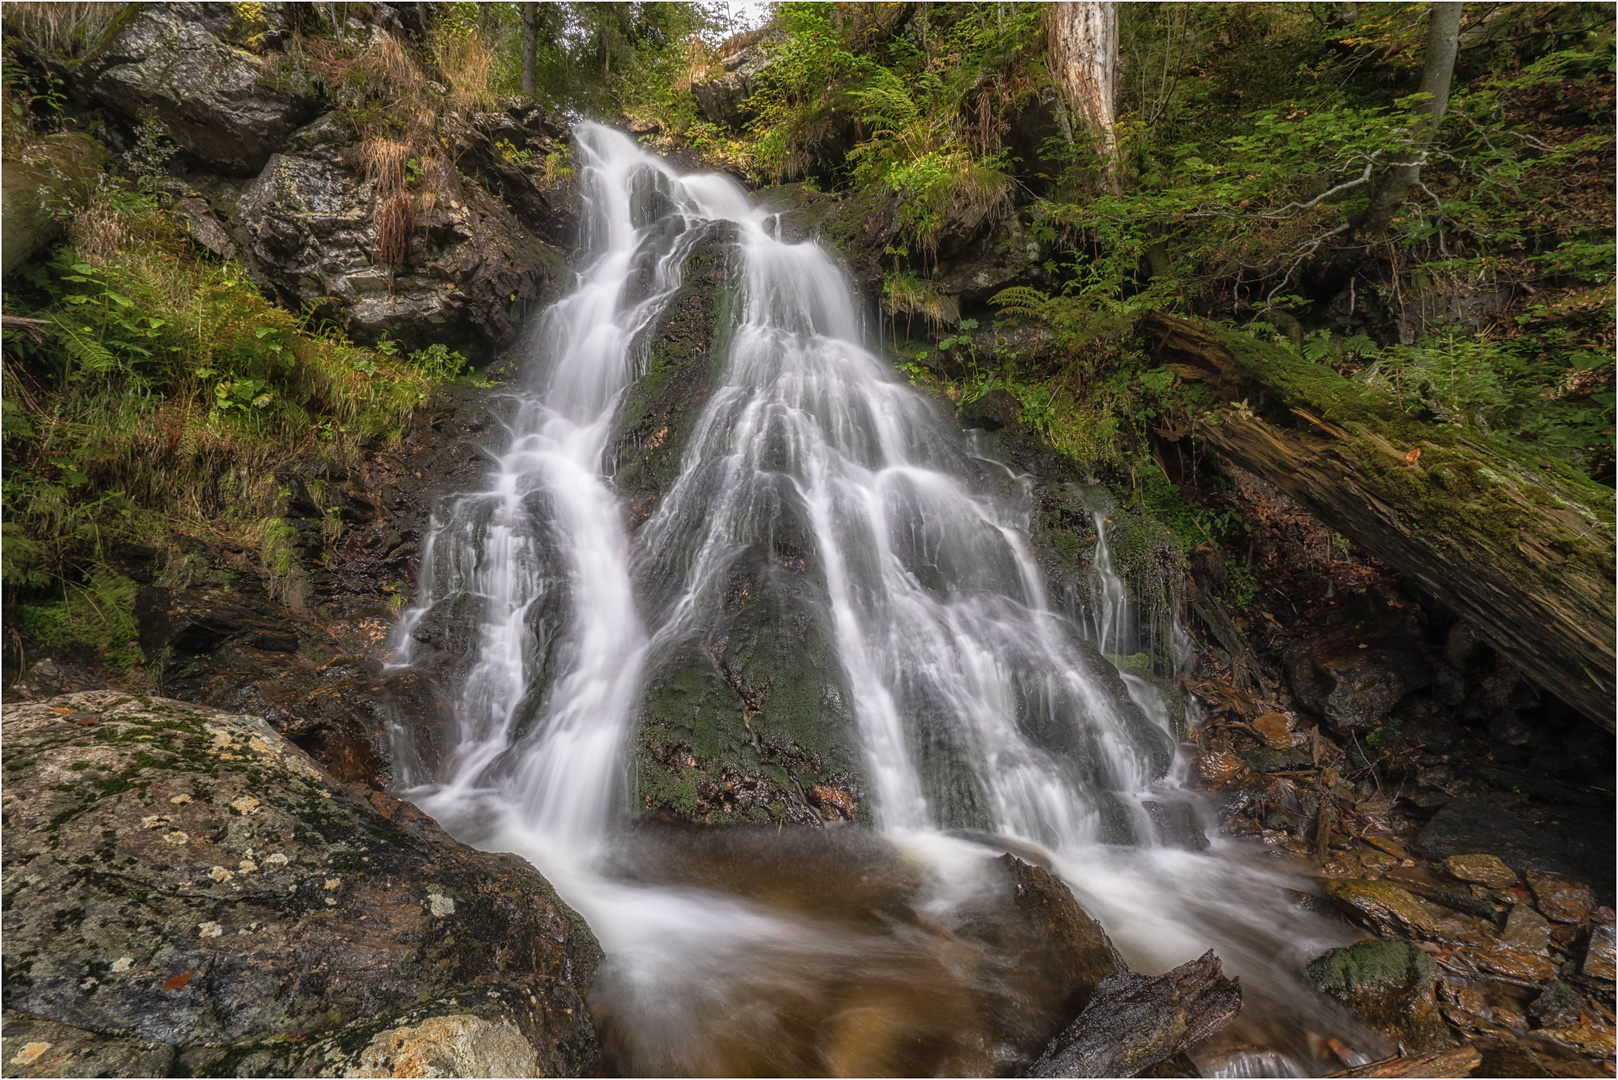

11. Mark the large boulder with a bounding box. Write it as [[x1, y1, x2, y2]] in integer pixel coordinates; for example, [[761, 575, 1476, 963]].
[[70, 3, 323, 176], [0, 691, 605, 1077], [234, 112, 568, 354], [690, 31, 782, 131]]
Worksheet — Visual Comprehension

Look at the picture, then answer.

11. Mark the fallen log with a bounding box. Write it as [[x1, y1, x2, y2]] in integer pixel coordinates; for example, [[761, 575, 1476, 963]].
[[1327, 1045, 1482, 1077], [1026, 950, 1242, 1077], [1140, 312, 1615, 730]]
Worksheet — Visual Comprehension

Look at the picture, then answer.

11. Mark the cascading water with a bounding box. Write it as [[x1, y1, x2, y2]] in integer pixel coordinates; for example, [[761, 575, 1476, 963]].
[[387, 125, 1375, 1076]]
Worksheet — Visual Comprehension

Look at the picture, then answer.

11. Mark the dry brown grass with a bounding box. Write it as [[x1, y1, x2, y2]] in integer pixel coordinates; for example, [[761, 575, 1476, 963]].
[[2, 1, 124, 58], [354, 32, 421, 90], [376, 190, 415, 267], [435, 30, 495, 116], [69, 199, 133, 262], [358, 138, 410, 198]]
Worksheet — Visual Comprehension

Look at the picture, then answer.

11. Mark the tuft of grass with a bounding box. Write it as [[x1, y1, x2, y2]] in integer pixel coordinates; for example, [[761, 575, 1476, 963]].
[[358, 138, 410, 199], [882, 272, 957, 334], [376, 189, 415, 267]]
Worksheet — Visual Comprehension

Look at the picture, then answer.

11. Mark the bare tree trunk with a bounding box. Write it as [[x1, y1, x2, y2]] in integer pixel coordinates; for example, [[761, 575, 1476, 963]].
[[521, 2, 538, 98], [1355, 2, 1464, 236], [1048, 1, 1120, 185]]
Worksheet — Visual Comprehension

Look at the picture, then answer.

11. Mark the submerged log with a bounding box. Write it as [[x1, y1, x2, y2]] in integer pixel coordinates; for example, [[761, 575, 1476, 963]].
[[1327, 1045, 1483, 1077], [1141, 312, 1616, 730], [1026, 950, 1242, 1077]]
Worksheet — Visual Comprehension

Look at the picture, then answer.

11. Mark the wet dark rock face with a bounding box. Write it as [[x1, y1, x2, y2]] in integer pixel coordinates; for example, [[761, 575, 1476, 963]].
[[234, 105, 570, 354], [0, 691, 604, 1077]]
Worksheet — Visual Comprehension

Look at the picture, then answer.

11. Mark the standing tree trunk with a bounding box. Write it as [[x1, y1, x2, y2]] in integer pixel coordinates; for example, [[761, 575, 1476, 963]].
[[521, 2, 538, 99], [1048, 1, 1120, 185], [1355, 2, 1464, 236]]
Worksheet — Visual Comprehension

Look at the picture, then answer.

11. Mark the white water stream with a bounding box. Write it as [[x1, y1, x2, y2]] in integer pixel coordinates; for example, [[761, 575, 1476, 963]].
[[386, 125, 1372, 1076]]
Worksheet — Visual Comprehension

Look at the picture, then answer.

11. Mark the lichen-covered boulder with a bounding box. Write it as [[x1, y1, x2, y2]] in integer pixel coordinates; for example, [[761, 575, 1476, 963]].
[[71, 3, 323, 175], [0, 691, 604, 1077]]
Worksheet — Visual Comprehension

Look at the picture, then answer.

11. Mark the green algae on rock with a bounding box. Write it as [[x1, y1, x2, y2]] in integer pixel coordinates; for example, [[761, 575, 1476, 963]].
[[0, 691, 603, 1077], [1305, 939, 1453, 1054]]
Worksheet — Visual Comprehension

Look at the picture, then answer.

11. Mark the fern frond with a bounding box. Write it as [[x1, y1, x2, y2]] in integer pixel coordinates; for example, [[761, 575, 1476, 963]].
[[990, 286, 1054, 322], [51, 315, 118, 376]]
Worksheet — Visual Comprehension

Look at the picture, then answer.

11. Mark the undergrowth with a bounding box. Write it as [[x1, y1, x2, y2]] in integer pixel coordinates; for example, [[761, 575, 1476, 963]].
[[2, 179, 464, 670]]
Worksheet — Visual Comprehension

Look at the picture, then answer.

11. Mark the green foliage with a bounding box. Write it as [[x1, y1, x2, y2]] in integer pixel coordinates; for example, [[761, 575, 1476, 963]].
[[2, 180, 461, 663], [1132, 471, 1244, 553], [13, 565, 142, 670]]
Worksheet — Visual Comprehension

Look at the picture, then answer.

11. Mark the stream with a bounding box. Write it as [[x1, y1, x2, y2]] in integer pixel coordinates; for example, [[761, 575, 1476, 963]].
[[383, 124, 1380, 1077]]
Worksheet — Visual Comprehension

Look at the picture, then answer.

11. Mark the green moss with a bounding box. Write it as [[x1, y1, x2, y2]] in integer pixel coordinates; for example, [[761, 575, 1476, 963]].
[[1210, 325, 1615, 596], [1306, 939, 1438, 998]]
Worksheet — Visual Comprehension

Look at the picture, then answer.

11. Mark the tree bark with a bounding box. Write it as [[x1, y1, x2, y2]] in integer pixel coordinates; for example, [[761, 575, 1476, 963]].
[[1141, 312, 1616, 730], [1355, 2, 1464, 237], [520, 2, 537, 98], [1048, 2, 1120, 184], [1027, 951, 1242, 1078]]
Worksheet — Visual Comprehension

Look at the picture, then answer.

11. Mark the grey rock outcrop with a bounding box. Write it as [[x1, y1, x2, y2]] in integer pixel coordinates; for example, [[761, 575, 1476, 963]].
[[72, 3, 322, 175]]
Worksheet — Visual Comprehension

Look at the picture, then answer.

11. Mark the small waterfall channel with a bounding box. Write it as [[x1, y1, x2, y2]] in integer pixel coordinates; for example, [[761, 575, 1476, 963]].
[[385, 126, 1371, 1076]]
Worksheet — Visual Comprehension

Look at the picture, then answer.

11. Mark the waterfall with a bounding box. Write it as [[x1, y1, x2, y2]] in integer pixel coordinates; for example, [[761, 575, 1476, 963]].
[[387, 125, 1367, 1075]]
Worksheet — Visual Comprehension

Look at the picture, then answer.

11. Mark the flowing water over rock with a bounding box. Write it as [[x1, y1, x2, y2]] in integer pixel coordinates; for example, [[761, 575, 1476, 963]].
[[386, 125, 1370, 1075]]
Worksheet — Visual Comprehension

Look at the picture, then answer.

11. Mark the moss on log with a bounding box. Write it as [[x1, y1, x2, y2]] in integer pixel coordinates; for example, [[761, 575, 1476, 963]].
[[1140, 312, 1615, 730]]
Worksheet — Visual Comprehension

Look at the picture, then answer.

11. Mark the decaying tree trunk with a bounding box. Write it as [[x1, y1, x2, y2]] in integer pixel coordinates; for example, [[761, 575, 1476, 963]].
[[1141, 312, 1616, 730], [1027, 950, 1242, 1077], [1048, 1, 1120, 183]]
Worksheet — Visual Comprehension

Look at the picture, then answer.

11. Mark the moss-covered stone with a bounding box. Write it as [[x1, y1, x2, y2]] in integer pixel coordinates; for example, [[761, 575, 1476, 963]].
[[1, 691, 604, 1076], [1305, 939, 1453, 1053], [612, 220, 742, 519]]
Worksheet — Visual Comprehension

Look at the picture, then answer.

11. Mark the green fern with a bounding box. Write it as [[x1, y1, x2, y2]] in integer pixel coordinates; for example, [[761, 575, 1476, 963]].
[[990, 286, 1055, 322], [51, 315, 118, 377]]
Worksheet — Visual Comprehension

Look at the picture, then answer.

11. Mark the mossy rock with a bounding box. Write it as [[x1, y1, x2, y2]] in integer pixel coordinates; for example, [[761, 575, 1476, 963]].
[[611, 220, 742, 517], [633, 559, 861, 827], [1304, 940, 1453, 1053], [0, 691, 604, 1076]]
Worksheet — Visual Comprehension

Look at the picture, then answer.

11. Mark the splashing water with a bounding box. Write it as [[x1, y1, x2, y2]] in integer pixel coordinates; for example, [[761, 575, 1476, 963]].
[[387, 125, 1373, 1075]]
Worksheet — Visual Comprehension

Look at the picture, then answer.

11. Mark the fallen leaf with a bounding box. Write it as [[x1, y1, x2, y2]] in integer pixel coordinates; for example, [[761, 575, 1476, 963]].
[[1365, 834, 1411, 860], [163, 971, 194, 991], [75, 717, 99, 726], [49, 707, 73, 715], [1404, 447, 1422, 465], [1249, 712, 1297, 750]]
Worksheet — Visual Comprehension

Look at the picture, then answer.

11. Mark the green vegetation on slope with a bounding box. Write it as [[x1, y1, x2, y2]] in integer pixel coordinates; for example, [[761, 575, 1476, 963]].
[[0, 159, 463, 672], [640, 2, 1613, 506]]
